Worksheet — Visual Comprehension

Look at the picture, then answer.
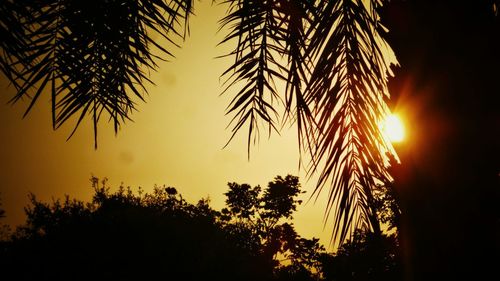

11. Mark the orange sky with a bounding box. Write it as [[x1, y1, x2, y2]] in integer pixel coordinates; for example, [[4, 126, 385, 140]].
[[0, 1, 336, 247]]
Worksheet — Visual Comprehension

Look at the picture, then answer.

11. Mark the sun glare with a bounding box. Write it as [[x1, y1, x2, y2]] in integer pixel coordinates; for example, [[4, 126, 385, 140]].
[[382, 114, 405, 143]]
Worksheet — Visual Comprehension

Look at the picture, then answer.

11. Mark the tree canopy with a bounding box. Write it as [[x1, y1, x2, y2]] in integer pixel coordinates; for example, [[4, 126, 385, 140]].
[[0, 175, 406, 280], [1, 176, 331, 280]]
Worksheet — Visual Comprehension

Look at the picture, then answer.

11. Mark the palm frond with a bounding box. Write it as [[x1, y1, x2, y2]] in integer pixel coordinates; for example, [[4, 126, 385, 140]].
[[220, 0, 397, 244], [219, 0, 314, 157], [0, 1, 29, 88], [220, 0, 282, 155], [304, 0, 395, 243], [274, 0, 317, 163], [1, 0, 194, 148]]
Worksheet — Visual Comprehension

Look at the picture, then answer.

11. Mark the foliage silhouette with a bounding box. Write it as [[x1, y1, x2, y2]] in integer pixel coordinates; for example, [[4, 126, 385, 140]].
[[221, 175, 325, 277], [0, 196, 11, 241], [319, 230, 402, 281], [315, 157, 403, 281], [0, 196, 5, 219], [0, 0, 193, 148], [1, 178, 272, 281], [0, 176, 336, 280]]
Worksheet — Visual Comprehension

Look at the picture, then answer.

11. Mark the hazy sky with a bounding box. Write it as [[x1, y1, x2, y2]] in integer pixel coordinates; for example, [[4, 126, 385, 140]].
[[0, 2, 335, 246]]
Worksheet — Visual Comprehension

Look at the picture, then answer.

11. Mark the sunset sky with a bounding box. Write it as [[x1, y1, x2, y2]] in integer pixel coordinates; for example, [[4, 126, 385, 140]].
[[0, 1, 336, 246]]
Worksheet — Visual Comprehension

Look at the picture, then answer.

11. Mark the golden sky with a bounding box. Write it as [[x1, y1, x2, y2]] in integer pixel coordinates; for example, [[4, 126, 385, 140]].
[[0, 1, 335, 247]]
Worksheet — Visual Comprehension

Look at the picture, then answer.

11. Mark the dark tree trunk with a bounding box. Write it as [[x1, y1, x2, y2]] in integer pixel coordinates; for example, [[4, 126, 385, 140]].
[[381, 1, 500, 279]]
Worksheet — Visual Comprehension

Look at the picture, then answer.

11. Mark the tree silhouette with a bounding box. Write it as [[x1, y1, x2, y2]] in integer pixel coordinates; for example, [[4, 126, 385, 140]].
[[320, 230, 402, 281], [0, 197, 5, 219], [315, 157, 403, 281], [274, 234, 325, 281], [0, 176, 329, 280], [0, 196, 11, 241], [222, 175, 325, 276], [0, 178, 273, 280]]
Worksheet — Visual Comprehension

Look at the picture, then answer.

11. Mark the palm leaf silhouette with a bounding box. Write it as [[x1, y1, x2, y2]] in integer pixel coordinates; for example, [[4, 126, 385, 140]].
[[305, 0, 396, 243], [221, 0, 397, 244], [219, 0, 316, 156], [1, 0, 193, 148], [0, 1, 28, 88]]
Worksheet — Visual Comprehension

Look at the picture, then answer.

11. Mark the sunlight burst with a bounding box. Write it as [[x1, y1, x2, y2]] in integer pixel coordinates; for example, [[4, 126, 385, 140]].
[[382, 114, 405, 142]]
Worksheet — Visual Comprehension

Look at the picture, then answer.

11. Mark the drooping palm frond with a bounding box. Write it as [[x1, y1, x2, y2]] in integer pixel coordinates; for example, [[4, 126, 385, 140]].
[[1, 0, 193, 148], [0, 1, 29, 87], [219, 0, 315, 156], [303, 0, 396, 243], [274, 0, 317, 161], [221, 0, 397, 244]]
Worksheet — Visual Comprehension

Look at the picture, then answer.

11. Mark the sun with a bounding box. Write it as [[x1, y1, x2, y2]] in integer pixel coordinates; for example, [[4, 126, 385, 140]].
[[381, 114, 405, 143]]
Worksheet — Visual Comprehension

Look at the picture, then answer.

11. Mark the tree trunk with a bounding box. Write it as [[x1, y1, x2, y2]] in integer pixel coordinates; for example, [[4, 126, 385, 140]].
[[382, 1, 500, 279]]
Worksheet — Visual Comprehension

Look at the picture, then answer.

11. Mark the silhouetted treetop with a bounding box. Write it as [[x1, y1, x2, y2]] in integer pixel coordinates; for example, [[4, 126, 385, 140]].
[[1, 175, 334, 280], [320, 230, 402, 281], [2, 177, 271, 280]]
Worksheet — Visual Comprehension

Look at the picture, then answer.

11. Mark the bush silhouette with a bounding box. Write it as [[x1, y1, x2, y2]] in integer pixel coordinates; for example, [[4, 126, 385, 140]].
[[0, 175, 406, 280], [1, 178, 272, 281], [1, 176, 331, 280]]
